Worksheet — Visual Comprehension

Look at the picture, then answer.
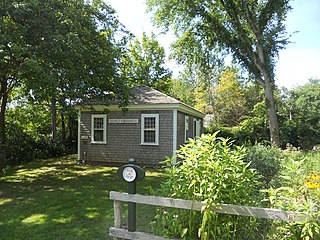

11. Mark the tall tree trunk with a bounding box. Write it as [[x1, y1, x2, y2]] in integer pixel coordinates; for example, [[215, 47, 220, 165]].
[[51, 96, 57, 141], [68, 114, 77, 153], [0, 79, 8, 169], [61, 111, 66, 145], [264, 78, 280, 147], [254, 38, 281, 147]]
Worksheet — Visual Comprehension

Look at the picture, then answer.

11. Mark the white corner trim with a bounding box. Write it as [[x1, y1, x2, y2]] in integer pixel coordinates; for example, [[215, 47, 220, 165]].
[[77, 110, 81, 161], [173, 110, 177, 161], [185, 116, 189, 142]]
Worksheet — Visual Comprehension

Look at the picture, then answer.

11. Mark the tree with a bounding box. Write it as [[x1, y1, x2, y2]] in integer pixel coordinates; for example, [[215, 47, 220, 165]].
[[122, 32, 172, 93], [213, 67, 246, 126], [147, 0, 292, 146], [168, 79, 195, 107], [279, 79, 320, 149], [0, 0, 129, 168]]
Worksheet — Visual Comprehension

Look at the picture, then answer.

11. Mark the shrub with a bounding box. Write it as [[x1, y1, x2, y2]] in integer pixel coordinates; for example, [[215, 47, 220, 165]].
[[245, 144, 282, 187], [152, 132, 261, 239], [6, 122, 37, 163], [205, 124, 269, 146], [6, 122, 66, 164]]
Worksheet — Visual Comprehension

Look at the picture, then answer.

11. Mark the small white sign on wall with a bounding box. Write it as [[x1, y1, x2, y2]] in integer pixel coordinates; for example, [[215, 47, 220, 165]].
[[109, 119, 139, 124]]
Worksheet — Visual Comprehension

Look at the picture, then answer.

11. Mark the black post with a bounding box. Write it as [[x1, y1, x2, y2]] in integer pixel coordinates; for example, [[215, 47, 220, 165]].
[[127, 159, 136, 232], [117, 158, 144, 233]]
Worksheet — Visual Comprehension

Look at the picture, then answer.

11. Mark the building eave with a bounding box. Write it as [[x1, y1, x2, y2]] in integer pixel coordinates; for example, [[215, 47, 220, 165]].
[[76, 103, 205, 118]]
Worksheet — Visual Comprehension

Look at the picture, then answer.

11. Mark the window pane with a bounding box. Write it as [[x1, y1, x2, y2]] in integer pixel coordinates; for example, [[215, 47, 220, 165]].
[[94, 130, 104, 142], [144, 117, 155, 129], [94, 118, 104, 129], [144, 130, 155, 143], [141, 114, 158, 144]]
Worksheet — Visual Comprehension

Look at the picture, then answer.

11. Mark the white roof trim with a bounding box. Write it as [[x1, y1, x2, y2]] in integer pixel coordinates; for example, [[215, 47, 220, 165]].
[[76, 103, 205, 118]]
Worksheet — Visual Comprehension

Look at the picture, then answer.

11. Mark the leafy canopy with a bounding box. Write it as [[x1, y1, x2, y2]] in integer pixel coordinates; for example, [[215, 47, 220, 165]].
[[147, 0, 293, 146], [122, 32, 172, 93], [1, 0, 130, 104], [147, 0, 291, 86]]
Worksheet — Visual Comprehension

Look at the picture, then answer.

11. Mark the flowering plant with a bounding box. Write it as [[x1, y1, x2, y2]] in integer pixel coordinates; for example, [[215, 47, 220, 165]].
[[304, 174, 320, 189]]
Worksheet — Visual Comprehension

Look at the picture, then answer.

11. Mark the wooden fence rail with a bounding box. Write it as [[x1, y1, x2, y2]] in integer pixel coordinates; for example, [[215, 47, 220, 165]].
[[109, 191, 310, 240]]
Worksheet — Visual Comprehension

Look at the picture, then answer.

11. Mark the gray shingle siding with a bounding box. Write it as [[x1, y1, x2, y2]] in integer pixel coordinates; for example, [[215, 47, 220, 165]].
[[78, 86, 204, 166], [79, 110, 173, 165], [177, 111, 185, 149], [176, 111, 203, 150]]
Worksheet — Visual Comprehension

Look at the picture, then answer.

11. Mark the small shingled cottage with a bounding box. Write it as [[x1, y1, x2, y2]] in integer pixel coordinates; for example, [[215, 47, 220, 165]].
[[76, 85, 204, 166]]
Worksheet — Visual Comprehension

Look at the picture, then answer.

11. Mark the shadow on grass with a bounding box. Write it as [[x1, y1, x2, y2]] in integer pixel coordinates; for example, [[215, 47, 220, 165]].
[[0, 156, 166, 240]]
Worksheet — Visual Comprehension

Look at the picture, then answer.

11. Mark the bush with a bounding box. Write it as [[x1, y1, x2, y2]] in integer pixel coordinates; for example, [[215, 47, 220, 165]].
[[6, 123, 37, 163], [245, 144, 282, 187], [152, 132, 262, 239], [205, 124, 269, 147], [6, 123, 66, 164]]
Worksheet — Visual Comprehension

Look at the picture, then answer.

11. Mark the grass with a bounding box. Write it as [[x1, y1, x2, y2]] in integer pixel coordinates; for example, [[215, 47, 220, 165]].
[[1, 151, 318, 240], [0, 155, 166, 240]]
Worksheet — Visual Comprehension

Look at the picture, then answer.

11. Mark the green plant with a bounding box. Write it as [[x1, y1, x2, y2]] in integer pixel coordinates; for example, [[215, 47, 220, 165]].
[[245, 143, 282, 187], [152, 132, 261, 239], [6, 122, 67, 163], [263, 157, 320, 239]]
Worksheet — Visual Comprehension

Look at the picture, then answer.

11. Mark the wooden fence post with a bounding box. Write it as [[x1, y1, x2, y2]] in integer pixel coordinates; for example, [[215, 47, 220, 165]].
[[113, 200, 122, 240]]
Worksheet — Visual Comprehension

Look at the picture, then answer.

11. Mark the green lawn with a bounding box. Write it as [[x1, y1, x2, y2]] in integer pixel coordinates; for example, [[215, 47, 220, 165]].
[[0, 156, 166, 240]]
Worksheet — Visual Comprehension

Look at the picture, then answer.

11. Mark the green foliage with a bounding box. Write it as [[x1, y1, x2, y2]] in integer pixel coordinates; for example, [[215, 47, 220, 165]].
[[148, 0, 290, 88], [168, 79, 195, 106], [152, 133, 261, 239], [122, 32, 172, 93], [193, 80, 215, 113], [204, 125, 247, 146], [263, 156, 320, 239], [238, 101, 270, 142], [147, 0, 292, 146], [6, 121, 66, 163], [279, 79, 320, 149], [0, 0, 130, 149], [245, 144, 281, 187], [206, 78, 320, 150], [5, 100, 73, 163], [213, 67, 247, 126]]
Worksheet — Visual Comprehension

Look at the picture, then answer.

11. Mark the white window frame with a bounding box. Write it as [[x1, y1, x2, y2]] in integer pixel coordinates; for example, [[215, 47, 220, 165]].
[[141, 114, 159, 145], [194, 119, 201, 137], [185, 116, 189, 142], [91, 114, 107, 144]]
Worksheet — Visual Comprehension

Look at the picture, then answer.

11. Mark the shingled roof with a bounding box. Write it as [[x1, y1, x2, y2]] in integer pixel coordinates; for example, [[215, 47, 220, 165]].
[[129, 85, 180, 104], [78, 85, 204, 118]]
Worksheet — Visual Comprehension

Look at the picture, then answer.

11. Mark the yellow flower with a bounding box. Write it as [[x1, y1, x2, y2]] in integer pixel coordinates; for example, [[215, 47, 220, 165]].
[[310, 174, 320, 180]]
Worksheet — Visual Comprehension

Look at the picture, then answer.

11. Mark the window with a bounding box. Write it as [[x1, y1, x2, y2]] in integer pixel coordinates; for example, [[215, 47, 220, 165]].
[[91, 114, 106, 143], [185, 116, 189, 142], [194, 119, 201, 138], [141, 114, 159, 145]]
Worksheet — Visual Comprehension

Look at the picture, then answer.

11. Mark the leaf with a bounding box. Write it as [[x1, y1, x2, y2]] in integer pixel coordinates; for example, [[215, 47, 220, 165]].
[[181, 228, 188, 238], [275, 186, 295, 193]]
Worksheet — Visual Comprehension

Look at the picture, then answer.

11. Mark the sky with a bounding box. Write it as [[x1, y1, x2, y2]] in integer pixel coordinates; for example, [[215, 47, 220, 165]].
[[107, 0, 320, 89]]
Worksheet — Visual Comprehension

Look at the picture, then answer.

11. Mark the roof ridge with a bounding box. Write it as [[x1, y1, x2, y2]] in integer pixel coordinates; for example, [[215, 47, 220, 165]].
[[132, 85, 182, 103]]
